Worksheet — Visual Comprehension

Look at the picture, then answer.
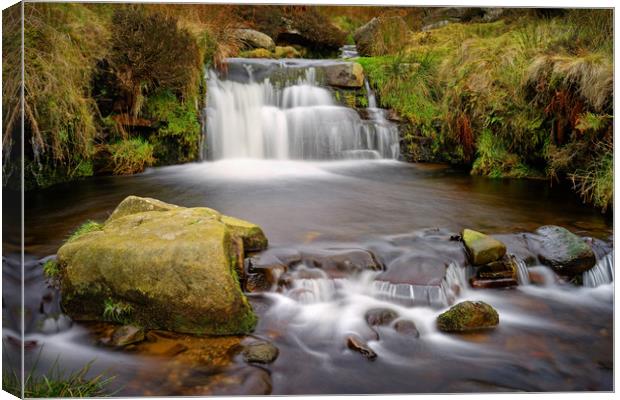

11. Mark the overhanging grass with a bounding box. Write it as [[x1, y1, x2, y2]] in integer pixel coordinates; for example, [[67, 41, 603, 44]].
[[66, 220, 103, 243]]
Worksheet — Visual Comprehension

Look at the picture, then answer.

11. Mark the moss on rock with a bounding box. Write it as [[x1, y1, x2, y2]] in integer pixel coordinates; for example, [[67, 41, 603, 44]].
[[437, 301, 499, 332], [58, 196, 267, 335], [462, 229, 507, 266]]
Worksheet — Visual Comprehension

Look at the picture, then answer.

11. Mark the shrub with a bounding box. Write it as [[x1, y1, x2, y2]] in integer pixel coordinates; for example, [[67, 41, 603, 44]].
[[105, 138, 155, 175], [144, 90, 201, 164], [109, 5, 201, 117], [43, 259, 60, 278], [102, 298, 133, 324]]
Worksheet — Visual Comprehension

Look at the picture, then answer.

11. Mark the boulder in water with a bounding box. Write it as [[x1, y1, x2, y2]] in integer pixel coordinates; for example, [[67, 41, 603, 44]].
[[233, 29, 275, 51], [393, 319, 420, 337], [436, 301, 499, 332], [57, 196, 267, 335], [323, 62, 364, 88], [533, 225, 596, 275], [462, 229, 507, 266], [354, 16, 411, 57], [242, 341, 279, 364]]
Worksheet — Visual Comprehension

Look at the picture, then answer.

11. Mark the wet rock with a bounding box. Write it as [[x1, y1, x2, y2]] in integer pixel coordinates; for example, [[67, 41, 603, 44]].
[[233, 29, 275, 51], [436, 301, 499, 332], [57, 196, 262, 335], [533, 225, 596, 275], [242, 341, 279, 364], [393, 319, 420, 337], [323, 62, 364, 88], [300, 248, 382, 278], [477, 255, 517, 280], [462, 229, 507, 266], [346, 334, 377, 360], [110, 325, 145, 347], [354, 16, 411, 56], [365, 308, 399, 326], [470, 277, 517, 289]]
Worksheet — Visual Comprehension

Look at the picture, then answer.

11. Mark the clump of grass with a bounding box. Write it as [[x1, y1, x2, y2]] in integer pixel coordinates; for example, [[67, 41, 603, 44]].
[[569, 141, 613, 212], [105, 138, 155, 175], [102, 298, 133, 324], [43, 259, 60, 278], [66, 220, 103, 243], [3, 357, 116, 398]]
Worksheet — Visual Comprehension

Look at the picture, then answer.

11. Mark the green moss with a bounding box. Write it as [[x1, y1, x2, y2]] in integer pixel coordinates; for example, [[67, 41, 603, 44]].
[[105, 138, 155, 175], [145, 89, 201, 165], [437, 301, 499, 332], [66, 220, 103, 243], [43, 259, 60, 278]]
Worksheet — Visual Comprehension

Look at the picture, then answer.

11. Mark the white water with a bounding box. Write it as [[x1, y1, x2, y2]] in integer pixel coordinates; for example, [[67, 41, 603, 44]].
[[205, 66, 400, 161], [514, 256, 531, 285], [583, 251, 614, 287]]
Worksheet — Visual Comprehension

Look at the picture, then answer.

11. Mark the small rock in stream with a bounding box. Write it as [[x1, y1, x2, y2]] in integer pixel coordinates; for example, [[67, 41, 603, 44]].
[[346, 334, 377, 360], [110, 325, 145, 347], [365, 308, 399, 326], [437, 301, 499, 332], [393, 319, 420, 337], [242, 341, 279, 364], [462, 229, 507, 265]]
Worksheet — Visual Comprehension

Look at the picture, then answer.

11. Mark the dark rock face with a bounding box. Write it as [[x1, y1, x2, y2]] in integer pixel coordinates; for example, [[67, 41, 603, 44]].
[[365, 308, 399, 326], [436, 301, 499, 332], [346, 334, 377, 360], [242, 341, 279, 364], [533, 225, 596, 275]]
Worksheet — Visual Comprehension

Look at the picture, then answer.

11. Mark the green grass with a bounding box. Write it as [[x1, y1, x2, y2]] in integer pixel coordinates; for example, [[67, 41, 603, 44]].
[[43, 259, 60, 278], [102, 298, 134, 324], [66, 220, 103, 243], [2, 355, 116, 398], [106, 138, 155, 175]]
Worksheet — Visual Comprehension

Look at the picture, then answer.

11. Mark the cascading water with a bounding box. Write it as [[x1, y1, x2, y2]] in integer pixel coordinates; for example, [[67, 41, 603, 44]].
[[583, 252, 614, 287], [204, 59, 400, 161]]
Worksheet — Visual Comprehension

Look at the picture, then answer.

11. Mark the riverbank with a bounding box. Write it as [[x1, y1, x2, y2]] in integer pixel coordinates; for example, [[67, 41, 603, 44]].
[[2, 5, 612, 211]]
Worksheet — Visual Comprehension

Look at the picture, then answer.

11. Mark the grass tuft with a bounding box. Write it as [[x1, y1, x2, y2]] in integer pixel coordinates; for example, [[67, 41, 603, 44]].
[[67, 220, 103, 243]]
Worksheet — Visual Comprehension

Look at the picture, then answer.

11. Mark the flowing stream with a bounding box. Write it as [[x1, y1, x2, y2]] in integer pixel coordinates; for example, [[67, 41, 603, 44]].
[[3, 56, 613, 395]]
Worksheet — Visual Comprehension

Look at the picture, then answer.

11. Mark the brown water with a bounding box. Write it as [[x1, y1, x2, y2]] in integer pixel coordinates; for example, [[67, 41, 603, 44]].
[[2, 159, 614, 395]]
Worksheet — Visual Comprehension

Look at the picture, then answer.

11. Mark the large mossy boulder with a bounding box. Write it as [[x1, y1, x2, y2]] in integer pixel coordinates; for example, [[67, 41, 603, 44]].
[[533, 225, 596, 275], [233, 28, 275, 51], [437, 301, 499, 332], [354, 16, 411, 57], [57, 196, 268, 335], [323, 62, 364, 88], [462, 229, 507, 266]]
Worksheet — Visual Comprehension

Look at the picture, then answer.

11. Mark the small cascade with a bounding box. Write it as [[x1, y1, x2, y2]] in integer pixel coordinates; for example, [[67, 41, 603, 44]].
[[364, 79, 378, 109], [583, 252, 614, 287], [339, 44, 359, 59], [205, 60, 400, 161], [292, 278, 342, 303], [514, 256, 531, 285]]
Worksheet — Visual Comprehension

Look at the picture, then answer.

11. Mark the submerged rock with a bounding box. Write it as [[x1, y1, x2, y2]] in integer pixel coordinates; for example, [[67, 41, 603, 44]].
[[242, 341, 279, 364], [57, 196, 267, 335], [365, 308, 399, 326], [462, 229, 507, 266], [436, 301, 499, 332], [233, 28, 275, 51], [533, 225, 596, 275], [393, 319, 420, 337], [346, 334, 377, 360], [110, 325, 145, 347]]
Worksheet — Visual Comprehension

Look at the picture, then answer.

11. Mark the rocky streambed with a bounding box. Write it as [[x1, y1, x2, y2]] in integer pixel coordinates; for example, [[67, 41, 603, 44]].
[[3, 159, 613, 395]]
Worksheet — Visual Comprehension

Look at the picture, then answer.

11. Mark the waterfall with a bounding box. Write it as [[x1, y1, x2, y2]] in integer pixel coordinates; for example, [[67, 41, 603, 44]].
[[514, 256, 531, 285], [205, 64, 400, 161], [364, 79, 378, 109], [583, 252, 614, 287]]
